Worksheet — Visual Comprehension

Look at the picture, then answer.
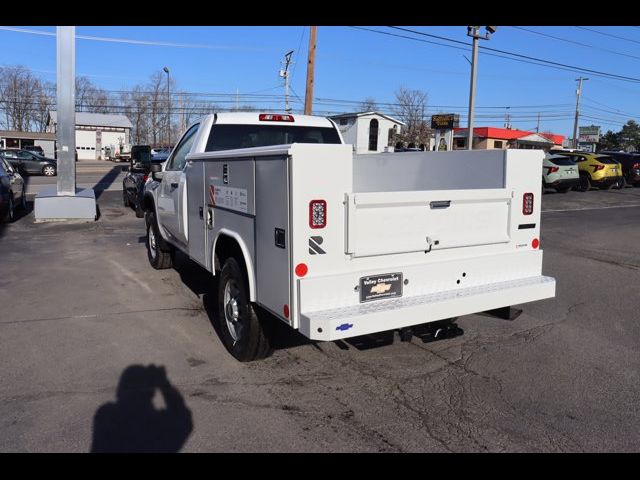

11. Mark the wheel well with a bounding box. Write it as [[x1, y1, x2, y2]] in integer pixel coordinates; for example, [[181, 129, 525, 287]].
[[142, 195, 155, 212], [214, 235, 247, 275]]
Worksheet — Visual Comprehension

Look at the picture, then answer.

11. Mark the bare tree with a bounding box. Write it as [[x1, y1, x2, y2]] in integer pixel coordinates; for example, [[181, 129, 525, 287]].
[[75, 76, 110, 113], [33, 81, 54, 132], [0, 65, 42, 131], [392, 87, 431, 147], [359, 97, 378, 112], [120, 86, 151, 144]]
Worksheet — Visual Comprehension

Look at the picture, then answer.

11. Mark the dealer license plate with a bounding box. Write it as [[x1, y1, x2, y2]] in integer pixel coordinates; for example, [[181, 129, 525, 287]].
[[359, 272, 403, 303]]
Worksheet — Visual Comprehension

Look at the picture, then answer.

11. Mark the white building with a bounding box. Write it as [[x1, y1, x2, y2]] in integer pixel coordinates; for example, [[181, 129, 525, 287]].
[[329, 111, 405, 154], [47, 111, 133, 160]]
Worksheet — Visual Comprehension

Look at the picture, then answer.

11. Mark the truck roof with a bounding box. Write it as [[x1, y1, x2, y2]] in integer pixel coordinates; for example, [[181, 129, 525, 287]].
[[210, 112, 336, 128]]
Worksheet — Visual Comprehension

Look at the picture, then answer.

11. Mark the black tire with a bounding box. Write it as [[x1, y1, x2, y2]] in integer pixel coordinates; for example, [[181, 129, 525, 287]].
[[20, 187, 27, 210], [4, 195, 15, 223], [217, 257, 272, 362], [578, 174, 591, 192], [42, 165, 56, 176], [616, 176, 627, 189], [134, 198, 145, 218], [122, 189, 130, 207], [555, 186, 572, 194], [599, 183, 612, 191], [145, 212, 173, 269]]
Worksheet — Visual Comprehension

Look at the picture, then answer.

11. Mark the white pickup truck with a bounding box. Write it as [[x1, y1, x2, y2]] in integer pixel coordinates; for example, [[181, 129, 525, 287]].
[[143, 112, 555, 361]]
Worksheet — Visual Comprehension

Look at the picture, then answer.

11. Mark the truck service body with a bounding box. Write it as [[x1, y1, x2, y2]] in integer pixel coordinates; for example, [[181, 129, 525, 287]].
[[144, 112, 556, 361]]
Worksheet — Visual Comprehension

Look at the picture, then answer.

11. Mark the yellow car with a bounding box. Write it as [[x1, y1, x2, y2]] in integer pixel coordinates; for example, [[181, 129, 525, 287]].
[[556, 152, 623, 191]]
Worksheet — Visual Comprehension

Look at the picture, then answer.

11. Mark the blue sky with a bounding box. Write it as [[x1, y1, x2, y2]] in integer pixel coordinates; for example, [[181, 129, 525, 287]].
[[1, 25, 640, 138]]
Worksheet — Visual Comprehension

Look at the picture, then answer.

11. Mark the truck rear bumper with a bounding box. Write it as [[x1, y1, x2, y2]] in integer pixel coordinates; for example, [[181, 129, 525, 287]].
[[300, 275, 555, 341]]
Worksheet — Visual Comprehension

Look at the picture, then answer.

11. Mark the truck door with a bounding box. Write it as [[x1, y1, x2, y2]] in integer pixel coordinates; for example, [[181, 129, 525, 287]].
[[157, 124, 198, 245]]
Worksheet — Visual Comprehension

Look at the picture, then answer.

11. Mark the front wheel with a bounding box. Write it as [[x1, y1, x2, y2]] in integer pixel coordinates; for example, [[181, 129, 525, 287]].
[[3, 195, 14, 223], [122, 189, 130, 207], [217, 257, 272, 362], [42, 165, 56, 176], [20, 187, 27, 210], [146, 212, 173, 269]]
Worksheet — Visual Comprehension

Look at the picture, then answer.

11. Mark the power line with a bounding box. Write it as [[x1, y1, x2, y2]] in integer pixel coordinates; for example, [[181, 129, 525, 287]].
[[388, 26, 640, 84], [575, 26, 640, 46], [512, 26, 640, 62], [0, 26, 275, 52]]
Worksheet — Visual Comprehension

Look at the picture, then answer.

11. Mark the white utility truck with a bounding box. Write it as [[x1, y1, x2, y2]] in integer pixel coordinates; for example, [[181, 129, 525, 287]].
[[143, 112, 556, 361]]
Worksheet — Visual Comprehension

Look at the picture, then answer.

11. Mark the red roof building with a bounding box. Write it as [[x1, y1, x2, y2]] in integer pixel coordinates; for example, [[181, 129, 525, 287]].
[[453, 127, 565, 151]]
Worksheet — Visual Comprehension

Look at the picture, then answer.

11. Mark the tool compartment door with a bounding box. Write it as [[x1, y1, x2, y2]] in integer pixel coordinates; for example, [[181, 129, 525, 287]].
[[255, 156, 291, 319], [346, 189, 511, 257], [186, 160, 206, 267]]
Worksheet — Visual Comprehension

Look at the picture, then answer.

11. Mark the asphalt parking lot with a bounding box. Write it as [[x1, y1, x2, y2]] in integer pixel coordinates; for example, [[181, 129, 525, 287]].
[[1, 185, 640, 452]]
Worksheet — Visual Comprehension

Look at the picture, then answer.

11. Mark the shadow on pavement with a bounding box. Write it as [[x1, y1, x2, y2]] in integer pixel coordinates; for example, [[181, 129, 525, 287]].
[[93, 166, 124, 201], [90, 364, 193, 453]]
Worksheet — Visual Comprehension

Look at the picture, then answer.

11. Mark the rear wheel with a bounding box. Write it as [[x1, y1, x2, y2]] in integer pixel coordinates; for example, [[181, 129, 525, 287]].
[[615, 176, 627, 189], [20, 187, 27, 210], [217, 257, 272, 362], [579, 174, 591, 192], [146, 212, 173, 269], [42, 165, 56, 176], [556, 186, 571, 194]]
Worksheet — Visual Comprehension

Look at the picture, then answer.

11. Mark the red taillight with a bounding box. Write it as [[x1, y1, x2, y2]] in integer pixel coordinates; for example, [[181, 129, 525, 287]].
[[532, 238, 540, 249], [259, 113, 294, 122], [309, 200, 327, 228], [592, 165, 605, 172], [523, 192, 534, 215], [545, 166, 559, 173]]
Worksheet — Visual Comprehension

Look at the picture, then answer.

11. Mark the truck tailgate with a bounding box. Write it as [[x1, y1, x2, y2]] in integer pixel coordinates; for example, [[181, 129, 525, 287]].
[[346, 188, 511, 257]]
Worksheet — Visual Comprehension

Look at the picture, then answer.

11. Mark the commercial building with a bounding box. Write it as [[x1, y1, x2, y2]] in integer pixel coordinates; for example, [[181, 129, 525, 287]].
[[0, 130, 56, 157], [328, 111, 406, 154], [47, 111, 133, 160], [453, 127, 564, 151]]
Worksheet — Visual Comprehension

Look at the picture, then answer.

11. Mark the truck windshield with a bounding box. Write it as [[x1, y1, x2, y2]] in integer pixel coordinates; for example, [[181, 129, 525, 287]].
[[206, 124, 341, 151]]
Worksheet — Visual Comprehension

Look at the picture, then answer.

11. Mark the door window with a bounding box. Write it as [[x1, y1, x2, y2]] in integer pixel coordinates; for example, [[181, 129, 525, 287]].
[[166, 124, 199, 171]]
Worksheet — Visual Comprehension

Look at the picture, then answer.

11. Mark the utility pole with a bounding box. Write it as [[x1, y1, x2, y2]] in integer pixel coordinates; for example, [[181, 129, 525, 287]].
[[304, 26, 317, 115], [504, 106, 511, 129], [536, 112, 540, 133], [236, 88, 239, 111], [466, 26, 496, 150], [572, 77, 588, 149], [279, 50, 294, 113], [163, 66, 170, 146]]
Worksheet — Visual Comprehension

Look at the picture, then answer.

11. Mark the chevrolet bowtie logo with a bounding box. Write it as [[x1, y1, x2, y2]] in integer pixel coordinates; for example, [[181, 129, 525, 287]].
[[370, 283, 392, 294]]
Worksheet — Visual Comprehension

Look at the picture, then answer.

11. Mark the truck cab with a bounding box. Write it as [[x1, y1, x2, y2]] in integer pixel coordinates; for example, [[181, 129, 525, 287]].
[[143, 112, 555, 362]]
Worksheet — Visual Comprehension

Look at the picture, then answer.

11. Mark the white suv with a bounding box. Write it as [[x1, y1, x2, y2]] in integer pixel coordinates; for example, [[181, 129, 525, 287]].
[[542, 154, 579, 193]]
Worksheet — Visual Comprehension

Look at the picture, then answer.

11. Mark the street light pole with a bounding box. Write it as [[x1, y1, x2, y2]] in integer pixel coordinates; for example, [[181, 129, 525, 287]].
[[466, 26, 496, 150], [572, 77, 588, 149], [163, 66, 170, 147]]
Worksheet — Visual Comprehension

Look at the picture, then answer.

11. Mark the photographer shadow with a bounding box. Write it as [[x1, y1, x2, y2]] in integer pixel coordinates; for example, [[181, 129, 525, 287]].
[[90, 364, 193, 453]]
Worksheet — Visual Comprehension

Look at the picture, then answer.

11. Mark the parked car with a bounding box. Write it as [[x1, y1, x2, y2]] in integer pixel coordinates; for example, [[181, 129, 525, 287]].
[[22, 145, 45, 156], [0, 149, 57, 176], [599, 151, 640, 188], [542, 155, 579, 193], [123, 146, 163, 218], [555, 151, 622, 191], [151, 148, 172, 162], [0, 156, 26, 223]]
